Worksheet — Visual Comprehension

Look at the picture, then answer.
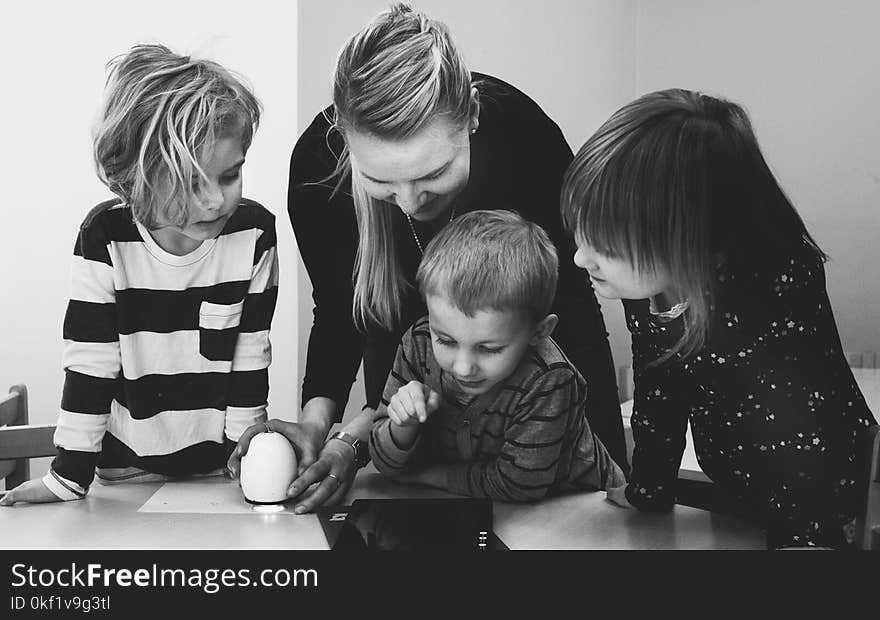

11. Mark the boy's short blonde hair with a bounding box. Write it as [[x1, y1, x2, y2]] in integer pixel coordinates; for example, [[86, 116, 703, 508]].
[[416, 210, 558, 324], [93, 44, 261, 228]]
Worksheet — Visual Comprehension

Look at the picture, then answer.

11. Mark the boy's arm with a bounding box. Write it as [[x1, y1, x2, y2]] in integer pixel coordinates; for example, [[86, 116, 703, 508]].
[[225, 215, 278, 455], [407, 367, 583, 502], [369, 329, 427, 476], [49, 217, 122, 499]]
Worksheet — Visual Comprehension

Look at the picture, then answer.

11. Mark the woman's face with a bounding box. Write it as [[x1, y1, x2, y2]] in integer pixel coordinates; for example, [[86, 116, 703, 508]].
[[346, 116, 471, 222]]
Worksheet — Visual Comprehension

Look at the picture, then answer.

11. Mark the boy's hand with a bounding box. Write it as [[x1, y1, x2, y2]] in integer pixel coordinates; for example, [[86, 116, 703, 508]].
[[0, 478, 62, 506], [604, 484, 633, 509], [387, 381, 441, 427]]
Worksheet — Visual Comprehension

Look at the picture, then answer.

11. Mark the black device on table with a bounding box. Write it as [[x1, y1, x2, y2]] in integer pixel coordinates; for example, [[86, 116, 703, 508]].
[[318, 498, 507, 551]]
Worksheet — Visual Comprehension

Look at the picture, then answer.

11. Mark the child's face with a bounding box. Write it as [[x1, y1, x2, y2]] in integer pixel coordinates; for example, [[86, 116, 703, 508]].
[[573, 236, 671, 300], [149, 132, 246, 255], [426, 294, 541, 397]]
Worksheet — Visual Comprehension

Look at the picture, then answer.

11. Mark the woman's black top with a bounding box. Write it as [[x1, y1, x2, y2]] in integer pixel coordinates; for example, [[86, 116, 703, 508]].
[[288, 73, 627, 472]]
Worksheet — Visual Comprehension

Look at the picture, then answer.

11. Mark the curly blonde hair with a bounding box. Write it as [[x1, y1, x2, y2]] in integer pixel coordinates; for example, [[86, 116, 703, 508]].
[[93, 43, 261, 228]]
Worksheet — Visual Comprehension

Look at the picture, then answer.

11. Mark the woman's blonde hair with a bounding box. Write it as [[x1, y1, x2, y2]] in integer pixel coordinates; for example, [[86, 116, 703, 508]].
[[93, 44, 261, 228], [561, 88, 826, 364], [330, 3, 475, 330]]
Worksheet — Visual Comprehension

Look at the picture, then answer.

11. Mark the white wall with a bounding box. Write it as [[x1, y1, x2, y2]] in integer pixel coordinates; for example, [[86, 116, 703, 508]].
[[297, 0, 638, 421], [6, 0, 873, 476], [636, 0, 880, 356], [0, 1, 299, 477], [297, 1, 880, 423]]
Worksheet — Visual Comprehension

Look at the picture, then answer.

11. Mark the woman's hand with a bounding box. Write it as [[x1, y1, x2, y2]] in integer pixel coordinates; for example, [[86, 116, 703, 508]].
[[287, 438, 357, 514], [604, 484, 633, 508], [0, 478, 62, 506], [285, 407, 381, 514], [226, 418, 325, 480], [227, 417, 347, 514]]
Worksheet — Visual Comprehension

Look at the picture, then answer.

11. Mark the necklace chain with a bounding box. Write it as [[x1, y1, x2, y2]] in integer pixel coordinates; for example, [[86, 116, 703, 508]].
[[406, 203, 458, 255]]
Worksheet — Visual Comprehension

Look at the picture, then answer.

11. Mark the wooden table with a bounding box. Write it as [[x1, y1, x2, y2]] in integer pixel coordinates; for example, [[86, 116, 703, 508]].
[[0, 466, 764, 550], [7, 373, 873, 551]]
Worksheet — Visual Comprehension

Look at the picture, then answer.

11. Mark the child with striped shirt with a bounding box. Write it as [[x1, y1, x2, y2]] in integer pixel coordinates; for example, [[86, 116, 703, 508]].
[[1, 44, 277, 505], [369, 210, 625, 501]]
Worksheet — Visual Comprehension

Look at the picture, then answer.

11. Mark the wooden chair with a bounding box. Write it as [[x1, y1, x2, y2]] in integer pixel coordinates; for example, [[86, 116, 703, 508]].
[[845, 351, 877, 369], [617, 364, 634, 403], [858, 425, 880, 550], [0, 384, 56, 490]]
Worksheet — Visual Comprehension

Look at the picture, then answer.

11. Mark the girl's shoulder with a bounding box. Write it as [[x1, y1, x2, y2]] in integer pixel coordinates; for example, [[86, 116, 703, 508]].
[[227, 198, 276, 230], [77, 199, 138, 242], [70, 199, 136, 263], [718, 238, 826, 299]]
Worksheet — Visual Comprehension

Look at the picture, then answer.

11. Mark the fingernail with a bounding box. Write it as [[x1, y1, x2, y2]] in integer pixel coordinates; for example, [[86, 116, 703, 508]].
[[294, 505, 305, 514]]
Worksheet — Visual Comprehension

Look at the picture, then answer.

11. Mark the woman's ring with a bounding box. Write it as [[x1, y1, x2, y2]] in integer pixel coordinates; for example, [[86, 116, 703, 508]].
[[327, 473, 340, 486]]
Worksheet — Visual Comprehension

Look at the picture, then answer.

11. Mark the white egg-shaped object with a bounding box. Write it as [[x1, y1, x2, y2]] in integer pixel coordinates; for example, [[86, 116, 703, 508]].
[[240, 431, 298, 504]]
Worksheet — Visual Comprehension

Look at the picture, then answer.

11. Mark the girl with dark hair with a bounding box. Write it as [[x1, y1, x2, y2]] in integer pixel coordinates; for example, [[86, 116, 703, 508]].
[[561, 88, 876, 549]]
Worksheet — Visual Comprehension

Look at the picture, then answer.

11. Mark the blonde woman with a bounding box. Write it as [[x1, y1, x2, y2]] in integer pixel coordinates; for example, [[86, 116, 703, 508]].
[[229, 4, 625, 512]]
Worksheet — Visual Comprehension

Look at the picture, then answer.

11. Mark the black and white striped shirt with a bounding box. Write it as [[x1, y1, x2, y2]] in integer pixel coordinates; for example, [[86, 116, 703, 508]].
[[45, 199, 278, 499]]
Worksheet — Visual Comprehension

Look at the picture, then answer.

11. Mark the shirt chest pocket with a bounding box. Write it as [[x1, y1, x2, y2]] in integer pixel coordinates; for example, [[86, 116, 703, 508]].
[[199, 300, 244, 361]]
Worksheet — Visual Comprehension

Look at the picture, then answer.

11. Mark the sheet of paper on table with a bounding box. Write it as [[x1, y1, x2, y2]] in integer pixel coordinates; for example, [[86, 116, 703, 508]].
[[137, 476, 298, 515]]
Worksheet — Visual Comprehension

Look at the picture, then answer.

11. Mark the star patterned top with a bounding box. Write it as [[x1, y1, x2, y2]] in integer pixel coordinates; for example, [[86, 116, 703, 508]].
[[623, 240, 876, 549]]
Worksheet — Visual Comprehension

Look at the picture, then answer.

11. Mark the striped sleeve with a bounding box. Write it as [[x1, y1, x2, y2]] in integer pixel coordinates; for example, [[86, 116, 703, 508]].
[[225, 210, 278, 441], [369, 325, 428, 476], [446, 366, 581, 502], [51, 207, 121, 494]]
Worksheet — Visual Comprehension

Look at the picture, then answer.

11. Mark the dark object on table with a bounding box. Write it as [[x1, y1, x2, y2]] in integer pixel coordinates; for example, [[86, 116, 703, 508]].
[[317, 498, 507, 551]]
